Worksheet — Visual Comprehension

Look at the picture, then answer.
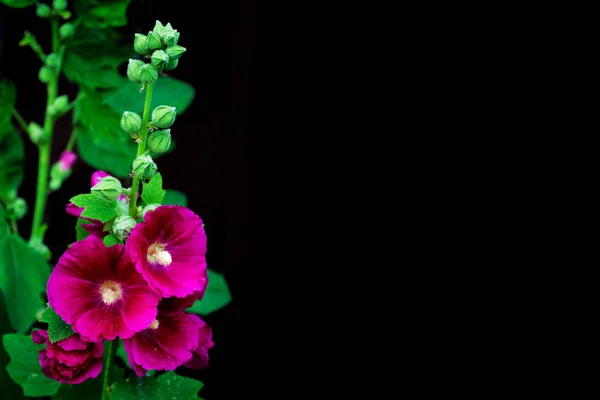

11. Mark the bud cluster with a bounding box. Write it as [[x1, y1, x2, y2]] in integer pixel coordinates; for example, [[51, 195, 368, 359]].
[[36, 0, 72, 23]]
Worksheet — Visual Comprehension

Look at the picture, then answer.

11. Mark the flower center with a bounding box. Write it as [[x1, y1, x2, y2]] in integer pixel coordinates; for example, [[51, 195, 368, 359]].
[[99, 281, 122, 305], [149, 319, 160, 329], [147, 243, 172, 266]]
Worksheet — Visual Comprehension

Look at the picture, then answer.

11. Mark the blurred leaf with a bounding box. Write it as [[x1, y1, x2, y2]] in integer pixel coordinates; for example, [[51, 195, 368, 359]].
[[70, 194, 117, 223], [0, 126, 25, 200], [162, 190, 187, 207], [102, 77, 195, 116], [76, 217, 91, 241], [0, 0, 35, 8], [0, 233, 49, 332], [116, 340, 131, 369], [186, 269, 231, 316], [0, 77, 16, 130], [2, 333, 61, 397], [103, 233, 119, 247], [0, 292, 25, 400], [39, 306, 74, 343], [141, 173, 165, 205], [74, 0, 132, 28], [53, 366, 123, 400], [109, 371, 203, 400]]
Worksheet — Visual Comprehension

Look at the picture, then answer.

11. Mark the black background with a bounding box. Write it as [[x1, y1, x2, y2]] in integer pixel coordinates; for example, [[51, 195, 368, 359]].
[[0, 0, 254, 398]]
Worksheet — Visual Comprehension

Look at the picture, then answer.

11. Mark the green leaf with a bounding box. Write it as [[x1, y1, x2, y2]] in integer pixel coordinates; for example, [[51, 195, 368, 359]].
[[109, 371, 204, 400], [53, 366, 124, 400], [39, 306, 74, 343], [76, 217, 91, 241], [162, 190, 188, 207], [0, 126, 24, 200], [186, 269, 232, 316], [103, 233, 120, 247], [2, 333, 61, 397], [0, 0, 35, 8], [0, 234, 50, 332], [142, 173, 165, 205], [0, 77, 16, 129], [0, 293, 25, 400], [102, 77, 195, 116], [70, 194, 117, 223], [116, 340, 131, 369], [74, 0, 132, 28]]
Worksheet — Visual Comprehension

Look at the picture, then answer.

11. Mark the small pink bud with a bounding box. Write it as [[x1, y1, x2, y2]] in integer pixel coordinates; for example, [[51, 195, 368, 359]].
[[58, 151, 77, 171]]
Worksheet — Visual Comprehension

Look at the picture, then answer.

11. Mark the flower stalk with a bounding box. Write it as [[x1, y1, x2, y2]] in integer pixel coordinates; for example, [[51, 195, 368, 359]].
[[101, 339, 116, 400]]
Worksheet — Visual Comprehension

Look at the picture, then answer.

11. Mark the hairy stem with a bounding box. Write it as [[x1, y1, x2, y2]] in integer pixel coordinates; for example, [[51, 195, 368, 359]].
[[11, 109, 28, 133], [30, 19, 61, 242], [101, 339, 116, 400], [129, 83, 154, 218]]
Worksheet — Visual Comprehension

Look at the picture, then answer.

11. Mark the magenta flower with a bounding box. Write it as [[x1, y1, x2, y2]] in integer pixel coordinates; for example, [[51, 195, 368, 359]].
[[47, 236, 161, 341], [122, 310, 204, 376], [126, 205, 208, 298], [182, 320, 214, 370], [58, 150, 77, 171], [32, 329, 104, 384]]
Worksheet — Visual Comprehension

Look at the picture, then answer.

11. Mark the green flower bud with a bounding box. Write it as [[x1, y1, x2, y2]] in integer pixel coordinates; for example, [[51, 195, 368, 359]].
[[59, 23, 74, 39], [134, 33, 149, 55], [161, 23, 179, 46], [8, 197, 27, 220], [120, 111, 142, 134], [151, 106, 176, 129], [151, 50, 169, 71], [127, 59, 144, 82], [53, 0, 67, 11], [113, 216, 136, 240], [45, 53, 58, 67], [36, 4, 51, 18], [60, 10, 71, 19], [147, 129, 172, 154], [91, 176, 123, 201], [142, 203, 161, 214], [29, 239, 51, 260], [39, 66, 53, 83], [48, 95, 69, 116], [165, 58, 179, 71], [132, 155, 158, 180], [138, 64, 159, 85], [152, 20, 165, 36], [147, 31, 162, 51], [165, 45, 186, 61], [27, 122, 45, 144]]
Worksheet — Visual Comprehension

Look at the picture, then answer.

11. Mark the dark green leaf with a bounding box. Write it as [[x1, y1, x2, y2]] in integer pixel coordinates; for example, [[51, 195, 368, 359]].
[[39, 306, 74, 343], [52, 366, 124, 400], [0, 234, 50, 332], [141, 173, 165, 205], [186, 269, 231, 316], [0, 77, 16, 129], [74, 0, 132, 28], [70, 194, 117, 223], [76, 127, 135, 178], [0, 292, 25, 400], [0, 126, 24, 200], [62, 41, 131, 89], [109, 371, 203, 400], [116, 340, 131, 369], [76, 217, 91, 241], [0, 0, 35, 8], [103, 233, 120, 247], [102, 77, 195, 116], [2, 333, 61, 397], [162, 190, 187, 206]]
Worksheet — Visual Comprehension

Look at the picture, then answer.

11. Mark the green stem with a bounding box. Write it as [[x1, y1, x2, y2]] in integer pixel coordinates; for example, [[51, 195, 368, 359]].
[[65, 127, 78, 152], [9, 219, 18, 235], [30, 18, 61, 242], [129, 83, 154, 218], [11, 109, 28, 133], [101, 339, 116, 400]]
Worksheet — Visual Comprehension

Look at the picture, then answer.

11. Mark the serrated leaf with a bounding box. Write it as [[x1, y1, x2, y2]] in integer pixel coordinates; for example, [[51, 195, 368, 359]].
[[141, 173, 165, 205], [186, 269, 232, 316], [75, 218, 91, 241], [2, 333, 61, 397], [162, 190, 188, 207], [0, 126, 25, 200], [39, 306, 74, 343], [0, 77, 16, 129], [102, 77, 195, 116], [70, 194, 117, 223], [109, 371, 203, 400], [103, 233, 120, 247], [0, 0, 34, 8], [74, 0, 133, 28], [0, 234, 50, 332]]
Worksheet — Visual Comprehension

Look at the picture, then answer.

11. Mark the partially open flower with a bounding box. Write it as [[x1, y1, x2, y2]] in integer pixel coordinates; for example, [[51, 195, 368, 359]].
[[32, 329, 104, 384]]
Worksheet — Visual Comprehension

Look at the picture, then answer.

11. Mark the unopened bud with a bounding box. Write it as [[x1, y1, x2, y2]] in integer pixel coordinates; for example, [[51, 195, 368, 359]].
[[151, 106, 176, 129], [91, 176, 123, 201], [165, 58, 178, 71], [151, 50, 169, 71], [127, 59, 145, 82], [160, 23, 178, 47], [138, 64, 159, 85], [132, 155, 158, 180], [45, 53, 58, 67], [120, 111, 142, 134], [53, 0, 67, 11], [134, 33, 149, 55], [147, 31, 162, 51], [39, 66, 53, 84], [147, 129, 171, 154], [49, 95, 69, 116], [113, 216, 136, 240], [28, 122, 45, 144], [8, 198, 27, 220], [142, 204, 161, 214], [58, 150, 77, 171], [60, 10, 71, 19], [36, 4, 51, 18], [165, 45, 186, 61], [152, 20, 165, 36], [59, 23, 74, 39]]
